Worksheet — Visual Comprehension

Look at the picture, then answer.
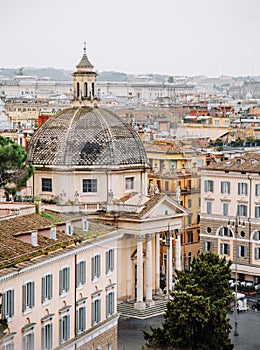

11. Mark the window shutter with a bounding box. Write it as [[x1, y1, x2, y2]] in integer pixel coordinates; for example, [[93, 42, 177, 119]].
[[50, 323, 53, 349], [32, 281, 35, 307], [50, 274, 53, 299], [227, 244, 230, 255], [98, 255, 100, 277], [220, 243, 223, 254], [237, 245, 240, 257], [67, 267, 70, 292], [76, 263, 79, 287], [41, 327, 44, 350], [42, 277, 45, 303], [106, 251, 109, 273], [22, 285, 25, 312], [112, 292, 115, 314], [98, 299, 101, 322], [221, 182, 224, 193], [83, 306, 86, 330], [2, 292, 6, 317], [244, 247, 248, 258], [82, 261, 86, 284], [59, 270, 62, 295], [76, 309, 79, 334], [255, 248, 259, 260], [106, 294, 108, 317], [91, 257, 94, 280], [91, 302, 94, 325], [112, 249, 114, 271], [68, 314, 70, 340]]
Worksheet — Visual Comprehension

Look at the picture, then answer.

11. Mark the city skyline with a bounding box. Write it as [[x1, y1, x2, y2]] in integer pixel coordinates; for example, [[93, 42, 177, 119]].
[[1, 0, 260, 78]]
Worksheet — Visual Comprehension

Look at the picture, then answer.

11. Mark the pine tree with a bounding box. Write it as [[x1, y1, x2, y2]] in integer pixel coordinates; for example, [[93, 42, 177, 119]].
[[143, 252, 234, 350], [0, 135, 34, 199]]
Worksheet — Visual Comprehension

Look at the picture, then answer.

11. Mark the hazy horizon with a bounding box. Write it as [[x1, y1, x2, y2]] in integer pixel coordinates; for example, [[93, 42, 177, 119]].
[[1, 0, 260, 78]]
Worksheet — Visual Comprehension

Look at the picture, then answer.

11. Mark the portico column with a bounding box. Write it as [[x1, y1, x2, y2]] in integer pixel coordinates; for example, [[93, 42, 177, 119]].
[[134, 235, 146, 310], [155, 233, 160, 293], [175, 229, 182, 271], [126, 243, 132, 301], [146, 234, 154, 306]]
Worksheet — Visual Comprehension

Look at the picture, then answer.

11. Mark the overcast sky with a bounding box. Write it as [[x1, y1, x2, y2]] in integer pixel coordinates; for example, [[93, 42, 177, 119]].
[[1, 0, 259, 77]]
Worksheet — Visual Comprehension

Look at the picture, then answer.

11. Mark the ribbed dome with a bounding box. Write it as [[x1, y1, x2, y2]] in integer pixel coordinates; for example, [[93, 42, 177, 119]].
[[28, 107, 148, 167]]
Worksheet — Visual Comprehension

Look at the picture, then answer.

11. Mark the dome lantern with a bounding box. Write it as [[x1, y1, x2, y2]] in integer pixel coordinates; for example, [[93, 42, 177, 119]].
[[71, 43, 99, 107]]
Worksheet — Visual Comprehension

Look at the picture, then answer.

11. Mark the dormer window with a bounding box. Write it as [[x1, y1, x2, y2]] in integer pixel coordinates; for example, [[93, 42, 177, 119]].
[[66, 223, 73, 236], [50, 227, 56, 240], [31, 232, 38, 246], [82, 219, 88, 231], [236, 158, 241, 165]]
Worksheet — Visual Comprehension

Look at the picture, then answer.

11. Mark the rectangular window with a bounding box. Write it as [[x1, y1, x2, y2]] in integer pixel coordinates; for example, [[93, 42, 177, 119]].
[[237, 204, 248, 217], [238, 182, 248, 195], [92, 299, 101, 325], [238, 245, 247, 258], [125, 177, 134, 190], [59, 267, 70, 294], [60, 314, 70, 344], [204, 180, 214, 192], [92, 255, 101, 280], [82, 219, 88, 231], [2, 289, 14, 319], [255, 206, 260, 218], [255, 184, 260, 197], [83, 179, 97, 193], [42, 323, 52, 350], [221, 181, 230, 194], [255, 248, 260, 260], [106, 249, 114, 273], [76, 261, 86, 287], [23, 282, 35, 311], [188, 198, 192, 208], [206, 201, 212, 214], [42, 178, 52, 192], [223, 203, 229, 216], [187, 231, 193, 243], [204, 241, 211, 252], [42, 274, 53, 303], [106, 291, 115, 317], [77, 306, 86, 334], [23, 332, 34, 350], [187, 213, 192, 226], [220, 243, 230, 255], [165, 181, 169, 192]]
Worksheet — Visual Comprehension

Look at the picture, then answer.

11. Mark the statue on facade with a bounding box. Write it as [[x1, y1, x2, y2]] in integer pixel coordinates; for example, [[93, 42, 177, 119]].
[[149, 180, 155, 195], [155, 185, 160, 194], [176, 185, 181, 202], [74, 190, 79, 205], [108, 189, 114, 204]]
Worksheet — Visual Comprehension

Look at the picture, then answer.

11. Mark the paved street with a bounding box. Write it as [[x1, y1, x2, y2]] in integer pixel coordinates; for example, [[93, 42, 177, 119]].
[[118, 294, 260, 350]]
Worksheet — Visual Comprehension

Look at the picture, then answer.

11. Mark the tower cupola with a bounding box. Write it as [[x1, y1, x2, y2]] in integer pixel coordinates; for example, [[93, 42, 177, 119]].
[[71, 43, 99, 107]]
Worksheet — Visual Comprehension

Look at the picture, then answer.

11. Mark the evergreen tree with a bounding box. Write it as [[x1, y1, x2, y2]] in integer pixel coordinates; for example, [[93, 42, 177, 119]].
[[0, 136, 34, 199], [143, 252, 234, 350]]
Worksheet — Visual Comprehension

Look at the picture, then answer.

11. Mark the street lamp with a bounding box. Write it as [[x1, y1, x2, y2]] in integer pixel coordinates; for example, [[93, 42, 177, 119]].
[[228, 216, 245, 337]]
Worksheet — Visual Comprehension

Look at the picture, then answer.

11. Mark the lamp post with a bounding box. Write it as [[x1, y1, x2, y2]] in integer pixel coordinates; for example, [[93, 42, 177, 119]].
[[228, 216, 241, 337]]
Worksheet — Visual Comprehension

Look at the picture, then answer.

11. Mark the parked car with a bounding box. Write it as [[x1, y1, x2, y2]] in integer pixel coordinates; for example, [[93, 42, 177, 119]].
[[252, 300, 260, 311]]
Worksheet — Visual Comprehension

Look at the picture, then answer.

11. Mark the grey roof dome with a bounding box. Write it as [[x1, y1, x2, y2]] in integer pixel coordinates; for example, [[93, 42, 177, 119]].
[[28, 107, 148, 167]]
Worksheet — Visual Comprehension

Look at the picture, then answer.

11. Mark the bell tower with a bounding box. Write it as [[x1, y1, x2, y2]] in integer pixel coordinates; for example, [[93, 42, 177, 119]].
[[71, 42, 99, 107]]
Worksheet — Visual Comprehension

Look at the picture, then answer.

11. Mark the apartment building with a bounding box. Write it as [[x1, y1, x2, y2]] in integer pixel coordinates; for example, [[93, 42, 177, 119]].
[[200, 153, 260, 284], [0, 205, 120, 349]]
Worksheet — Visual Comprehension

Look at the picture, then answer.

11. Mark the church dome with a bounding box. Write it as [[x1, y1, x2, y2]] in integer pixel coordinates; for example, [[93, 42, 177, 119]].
[[28, 106, 148, 167], [28, 45, 148, 168]]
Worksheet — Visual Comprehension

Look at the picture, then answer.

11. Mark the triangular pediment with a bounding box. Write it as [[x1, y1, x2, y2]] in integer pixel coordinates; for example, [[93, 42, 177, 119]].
[[140, 194, 188, 220]]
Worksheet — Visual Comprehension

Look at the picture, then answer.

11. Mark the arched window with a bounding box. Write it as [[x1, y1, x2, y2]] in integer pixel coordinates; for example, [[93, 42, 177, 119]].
[[77, 82, 80, 98], [84, 83, 88, 98], [219, 226, 233, 237]]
